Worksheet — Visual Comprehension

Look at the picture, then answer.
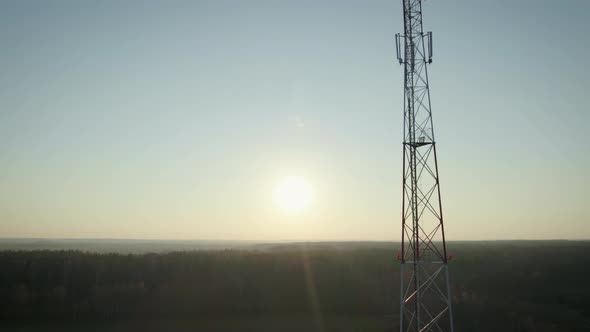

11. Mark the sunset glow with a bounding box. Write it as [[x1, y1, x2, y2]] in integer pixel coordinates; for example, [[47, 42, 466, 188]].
[[273, 176, 313, 214]]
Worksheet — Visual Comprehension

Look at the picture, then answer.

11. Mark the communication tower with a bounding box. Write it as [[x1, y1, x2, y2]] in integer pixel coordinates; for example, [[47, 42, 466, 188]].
[[395, 0, 455, 331]]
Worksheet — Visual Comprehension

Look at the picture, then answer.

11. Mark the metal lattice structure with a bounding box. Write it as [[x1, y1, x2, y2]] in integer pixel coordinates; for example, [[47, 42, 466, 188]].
[[395, 0, 455, 331]]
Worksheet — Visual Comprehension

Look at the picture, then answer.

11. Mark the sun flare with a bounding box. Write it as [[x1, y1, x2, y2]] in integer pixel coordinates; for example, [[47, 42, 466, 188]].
[[273, 176, 313, 213]]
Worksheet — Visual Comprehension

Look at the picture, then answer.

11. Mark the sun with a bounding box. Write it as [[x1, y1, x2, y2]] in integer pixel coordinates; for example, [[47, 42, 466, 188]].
[[273, 176, 313, 213]]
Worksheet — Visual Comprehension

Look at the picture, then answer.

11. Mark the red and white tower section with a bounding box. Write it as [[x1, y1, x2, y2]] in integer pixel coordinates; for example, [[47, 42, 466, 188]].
[[395, 0, 455, 331]]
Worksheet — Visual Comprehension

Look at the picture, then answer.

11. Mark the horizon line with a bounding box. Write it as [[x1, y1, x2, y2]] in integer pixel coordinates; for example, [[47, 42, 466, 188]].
[[0, 237, 588, 242]]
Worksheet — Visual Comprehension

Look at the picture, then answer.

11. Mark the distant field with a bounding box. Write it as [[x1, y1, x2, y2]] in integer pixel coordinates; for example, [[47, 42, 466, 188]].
[[0, 315, 390, 332], [0, 238, 262, 253], [0, 240, 589, 331]]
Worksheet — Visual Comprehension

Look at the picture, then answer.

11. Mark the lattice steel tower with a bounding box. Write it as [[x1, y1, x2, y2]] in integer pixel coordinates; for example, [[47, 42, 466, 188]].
[[395, 0, 455, 331]]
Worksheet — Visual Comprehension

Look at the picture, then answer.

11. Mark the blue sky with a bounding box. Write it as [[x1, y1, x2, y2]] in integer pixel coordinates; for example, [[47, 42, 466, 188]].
[[0, 0, 588, 240]]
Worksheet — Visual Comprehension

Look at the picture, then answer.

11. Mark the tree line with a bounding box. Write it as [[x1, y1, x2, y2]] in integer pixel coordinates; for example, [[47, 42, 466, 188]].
[[0, 241, 588, 331]]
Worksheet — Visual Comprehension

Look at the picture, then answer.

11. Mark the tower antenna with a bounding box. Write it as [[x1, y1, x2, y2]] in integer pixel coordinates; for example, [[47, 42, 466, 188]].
[[395, 1, 455, 331]]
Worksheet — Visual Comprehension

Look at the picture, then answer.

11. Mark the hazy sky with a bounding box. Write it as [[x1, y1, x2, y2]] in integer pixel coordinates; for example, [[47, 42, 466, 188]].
[[1, 0, 588, 240]]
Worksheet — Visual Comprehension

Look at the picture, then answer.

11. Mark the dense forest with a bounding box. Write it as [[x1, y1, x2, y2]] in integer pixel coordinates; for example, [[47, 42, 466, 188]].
[[0, 241, 588, 331]]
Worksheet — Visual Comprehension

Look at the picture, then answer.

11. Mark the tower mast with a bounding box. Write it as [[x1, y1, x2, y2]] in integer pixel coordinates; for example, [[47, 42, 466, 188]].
[[395, 0, 455, 331]]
